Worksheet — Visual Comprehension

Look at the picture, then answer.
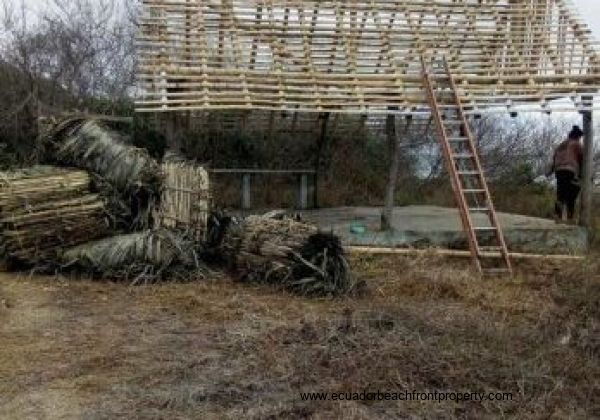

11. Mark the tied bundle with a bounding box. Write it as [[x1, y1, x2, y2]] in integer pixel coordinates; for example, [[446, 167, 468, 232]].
[[46, 119, 162, 230], [0, 166, 110, 265], [219, 214, 354, 296], [61, 230, 207, 284]]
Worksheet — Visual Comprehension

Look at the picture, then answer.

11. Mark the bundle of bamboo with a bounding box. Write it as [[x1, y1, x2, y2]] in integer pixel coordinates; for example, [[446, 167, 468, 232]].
[[0, 167, 110, 264], [61, 229, 206, 284], [219, 214, 353, 296]]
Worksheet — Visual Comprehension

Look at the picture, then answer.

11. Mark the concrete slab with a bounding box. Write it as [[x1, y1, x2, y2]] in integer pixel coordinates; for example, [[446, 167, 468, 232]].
[[299, 206, 588, 255]]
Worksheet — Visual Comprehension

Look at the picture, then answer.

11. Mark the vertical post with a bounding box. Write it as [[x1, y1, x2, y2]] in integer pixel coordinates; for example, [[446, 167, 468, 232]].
[[267, 111, 276, 143], [242, 173, 252, 210], [382, 113, 398, 231], [298, 174, 309, 210], [185, 0, 192, 117], [312, 171, 319, 210], [580, 98, 594, 229], [164, 113, 183, 154], [314, 112, 330, 209]]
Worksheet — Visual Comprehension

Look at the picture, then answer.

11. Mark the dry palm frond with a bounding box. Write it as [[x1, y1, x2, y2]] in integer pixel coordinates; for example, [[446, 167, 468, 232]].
[[53, 120, 161, 191], [45, 119, 163, 231], [218, 213, 354, 296], [61, 230, 207, 284], [89, 172, 158, 232]]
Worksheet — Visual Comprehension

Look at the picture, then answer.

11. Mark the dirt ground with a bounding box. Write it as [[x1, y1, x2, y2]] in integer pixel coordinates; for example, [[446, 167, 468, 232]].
[[1, 256, 598, 419]]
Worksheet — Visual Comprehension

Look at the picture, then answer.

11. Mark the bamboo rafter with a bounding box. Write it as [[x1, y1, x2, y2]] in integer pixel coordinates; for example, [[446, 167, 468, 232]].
[[136, 0, 600, 114]]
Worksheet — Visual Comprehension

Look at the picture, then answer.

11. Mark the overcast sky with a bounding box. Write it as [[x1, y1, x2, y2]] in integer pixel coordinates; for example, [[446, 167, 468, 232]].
[[572, 0, 600, 40]]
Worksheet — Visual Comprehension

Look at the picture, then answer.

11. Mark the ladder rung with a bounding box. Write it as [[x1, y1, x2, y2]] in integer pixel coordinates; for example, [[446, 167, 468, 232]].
[[473, 227, 498, 231], [449, 137, 468, 142], [480, 253, 503, 259], [443, 120, 463, 125], [453, 154, 474, 159], [457, 171, 480, 176], [469, 207, 491, 213], [480, 245, 503, 251], [464, 189, 486, 193]]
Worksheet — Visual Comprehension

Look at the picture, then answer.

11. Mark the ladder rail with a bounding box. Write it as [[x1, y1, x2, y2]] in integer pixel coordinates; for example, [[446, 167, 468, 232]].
[[442, 58, 513, 274], [420, 56, 482, 273], [420, 55, 513, 276]]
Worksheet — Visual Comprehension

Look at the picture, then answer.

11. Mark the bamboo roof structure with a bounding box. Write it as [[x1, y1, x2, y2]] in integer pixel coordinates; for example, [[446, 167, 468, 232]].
[[136, 0, 600, 114]]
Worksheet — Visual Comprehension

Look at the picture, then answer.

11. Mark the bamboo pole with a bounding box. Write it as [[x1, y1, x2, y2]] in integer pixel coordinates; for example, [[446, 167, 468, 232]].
[[346, 246, 585, 261], [0, 167, 110, 264], [136, 0, 600, 114]]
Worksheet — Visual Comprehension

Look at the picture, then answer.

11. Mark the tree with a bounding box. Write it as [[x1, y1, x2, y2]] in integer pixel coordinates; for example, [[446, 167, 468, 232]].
[[0, 0, 135, 106], [0, 0, 136, 165]]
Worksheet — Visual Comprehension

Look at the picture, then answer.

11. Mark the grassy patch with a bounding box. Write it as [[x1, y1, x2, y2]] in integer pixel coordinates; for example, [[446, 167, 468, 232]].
[[0, 257, 598, 419]]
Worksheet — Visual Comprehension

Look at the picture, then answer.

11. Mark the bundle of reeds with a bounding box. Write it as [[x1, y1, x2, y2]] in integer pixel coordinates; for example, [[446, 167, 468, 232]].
[[61, 230, 205, 284], [219, 214, 354, 296], [0, 166, 110, 264], [46, 119, 163, 230]]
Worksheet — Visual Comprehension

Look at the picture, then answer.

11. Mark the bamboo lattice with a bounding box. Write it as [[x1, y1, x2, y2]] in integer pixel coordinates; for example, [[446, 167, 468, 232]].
[[136, 0, 600, 114], [156, 161, 211, 240]]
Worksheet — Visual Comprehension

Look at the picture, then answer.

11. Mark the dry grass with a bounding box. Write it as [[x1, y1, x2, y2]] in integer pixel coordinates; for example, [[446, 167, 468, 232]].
[[0, 255, 598, 419]]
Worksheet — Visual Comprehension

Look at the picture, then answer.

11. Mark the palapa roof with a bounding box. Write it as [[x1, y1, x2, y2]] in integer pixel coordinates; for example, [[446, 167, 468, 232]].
[[136, 0, 600, 114]]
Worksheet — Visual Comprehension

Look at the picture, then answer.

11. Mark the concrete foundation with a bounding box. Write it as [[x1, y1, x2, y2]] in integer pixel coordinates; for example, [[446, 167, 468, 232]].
[[300, 206, 588, 255]]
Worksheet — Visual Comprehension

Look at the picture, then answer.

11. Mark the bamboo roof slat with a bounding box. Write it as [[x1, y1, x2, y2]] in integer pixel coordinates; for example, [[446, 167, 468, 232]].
[[136, 0, 600, 114]]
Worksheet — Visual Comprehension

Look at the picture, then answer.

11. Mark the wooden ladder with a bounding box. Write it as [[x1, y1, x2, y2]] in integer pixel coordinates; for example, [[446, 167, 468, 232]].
[[420, 56, 513, 276]]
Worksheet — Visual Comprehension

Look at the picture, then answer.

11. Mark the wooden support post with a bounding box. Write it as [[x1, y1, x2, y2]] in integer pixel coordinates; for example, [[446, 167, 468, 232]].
[[313, 112, 330, 209], [580, 97, 594, 229], [312, 172, 319, 209], [242, 173, 252, 210], [298, 174, 309, 210], [382, 112, 399, 231], [381, 107, 409, 231], [267, 110, 276, 143], [309, 173, 317, 209], [164, 113, 183, 154]]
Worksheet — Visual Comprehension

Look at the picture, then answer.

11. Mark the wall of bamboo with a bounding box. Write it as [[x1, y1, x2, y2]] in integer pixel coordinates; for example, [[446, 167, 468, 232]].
[[156, 161, 211, 240], [137, 0, 600, 114]]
